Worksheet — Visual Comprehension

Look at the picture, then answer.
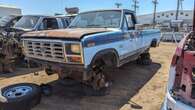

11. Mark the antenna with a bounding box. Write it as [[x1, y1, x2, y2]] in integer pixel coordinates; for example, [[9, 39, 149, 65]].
[[132, 0, 139, 14], [152, 0, 158, 28], [115, 3, 122, 8]]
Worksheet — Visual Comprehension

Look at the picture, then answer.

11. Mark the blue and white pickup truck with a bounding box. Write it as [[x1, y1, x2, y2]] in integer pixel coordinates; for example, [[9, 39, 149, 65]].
[[22, 9, 160, 90]]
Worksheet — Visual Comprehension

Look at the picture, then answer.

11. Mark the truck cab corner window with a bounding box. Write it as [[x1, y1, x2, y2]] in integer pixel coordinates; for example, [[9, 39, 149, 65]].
[[42, 18, 59, 30]]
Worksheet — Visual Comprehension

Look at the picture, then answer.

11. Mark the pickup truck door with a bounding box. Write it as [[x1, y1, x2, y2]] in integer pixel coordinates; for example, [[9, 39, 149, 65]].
[[123, 12, 142, 57]]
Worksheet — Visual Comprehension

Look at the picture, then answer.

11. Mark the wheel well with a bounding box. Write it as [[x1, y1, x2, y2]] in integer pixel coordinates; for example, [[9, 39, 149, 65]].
[[90, 49, 119, 68]]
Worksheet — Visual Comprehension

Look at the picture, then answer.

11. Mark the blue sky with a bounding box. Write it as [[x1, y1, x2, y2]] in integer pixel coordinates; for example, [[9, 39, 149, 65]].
[[0, 0, 193, 15]]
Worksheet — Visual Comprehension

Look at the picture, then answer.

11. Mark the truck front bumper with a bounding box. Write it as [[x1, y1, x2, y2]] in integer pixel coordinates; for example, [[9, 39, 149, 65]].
[[28, 58, 92, 81], [161, 91, 195, 110]]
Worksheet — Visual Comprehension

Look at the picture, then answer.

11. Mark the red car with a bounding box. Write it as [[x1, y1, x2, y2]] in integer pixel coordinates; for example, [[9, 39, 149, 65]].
[[162, 32, 195, 110]]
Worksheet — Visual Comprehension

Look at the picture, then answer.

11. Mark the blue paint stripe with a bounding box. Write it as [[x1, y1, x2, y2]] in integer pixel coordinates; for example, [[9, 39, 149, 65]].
[[83, 32, 124, 47], [83, 30, 160, 47]]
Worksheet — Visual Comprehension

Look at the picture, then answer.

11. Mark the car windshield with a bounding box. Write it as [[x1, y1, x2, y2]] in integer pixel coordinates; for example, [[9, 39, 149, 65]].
[[14, 16, 40, 29], [69, 11, 121, 28], [0, 16, 15, 27]]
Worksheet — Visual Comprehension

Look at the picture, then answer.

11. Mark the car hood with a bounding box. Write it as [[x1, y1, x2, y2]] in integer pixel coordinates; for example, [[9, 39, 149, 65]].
[[22, 28, 110, 40]]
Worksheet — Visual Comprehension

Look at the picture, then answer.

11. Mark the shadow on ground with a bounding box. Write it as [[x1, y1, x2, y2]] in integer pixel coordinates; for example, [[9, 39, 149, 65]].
[[33, 61, 161, 110]]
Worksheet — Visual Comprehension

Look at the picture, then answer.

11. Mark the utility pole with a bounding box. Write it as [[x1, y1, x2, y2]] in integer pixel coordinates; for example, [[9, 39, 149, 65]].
[[176, 0, 180, 20], [176, 0, 184, 20], [115, 3, 122, 8], [152, 0, 158, 27], [132, 0, 139, 14], [180, 0, 184, 10]]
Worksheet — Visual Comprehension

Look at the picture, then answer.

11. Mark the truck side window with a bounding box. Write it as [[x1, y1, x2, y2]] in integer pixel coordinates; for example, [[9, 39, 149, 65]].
[[42, 18, 59, 30], [61, 18, 69, 28], [125, 13, 135, 30]]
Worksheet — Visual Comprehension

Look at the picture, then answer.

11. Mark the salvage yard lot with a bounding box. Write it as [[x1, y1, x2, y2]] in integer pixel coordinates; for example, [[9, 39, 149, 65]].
[[0, 42, 176, 110]]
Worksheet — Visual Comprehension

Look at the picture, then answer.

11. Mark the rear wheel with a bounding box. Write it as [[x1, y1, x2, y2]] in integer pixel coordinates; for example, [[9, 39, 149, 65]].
[[151, 40, 157, 47], [137, 52, 152, 65]]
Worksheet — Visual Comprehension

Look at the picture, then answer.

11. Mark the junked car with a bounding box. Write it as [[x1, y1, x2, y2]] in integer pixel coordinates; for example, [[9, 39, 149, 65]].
[[0, 15, 71, 73], [0, 15, 22, 36], [161, 1, 195, 109], [22, 9, 161, 90], [161, 32, 195, 110]]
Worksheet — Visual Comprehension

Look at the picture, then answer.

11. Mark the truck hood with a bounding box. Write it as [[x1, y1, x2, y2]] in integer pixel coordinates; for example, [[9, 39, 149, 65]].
[[22, 28, 110, 40]]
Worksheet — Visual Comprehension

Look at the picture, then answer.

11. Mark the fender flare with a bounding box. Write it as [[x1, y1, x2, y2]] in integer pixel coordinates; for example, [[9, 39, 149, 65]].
[[90, 48, 120, 67]]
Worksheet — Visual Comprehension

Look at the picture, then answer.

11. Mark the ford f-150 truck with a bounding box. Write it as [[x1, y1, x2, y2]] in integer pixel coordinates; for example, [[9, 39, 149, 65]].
[[22, 9, 161, 90]]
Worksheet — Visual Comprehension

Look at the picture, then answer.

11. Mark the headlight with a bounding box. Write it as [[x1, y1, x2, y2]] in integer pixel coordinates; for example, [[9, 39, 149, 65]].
[[66, 43, 81, 55], [65, 43, 83, 63]]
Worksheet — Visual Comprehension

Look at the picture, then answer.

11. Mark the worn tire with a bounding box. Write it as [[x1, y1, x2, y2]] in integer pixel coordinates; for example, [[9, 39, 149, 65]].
[[0, 83, 42, 110], [142, 59, 152, 65], [137, 53, 152, 65], [151, 40, 157, 47]]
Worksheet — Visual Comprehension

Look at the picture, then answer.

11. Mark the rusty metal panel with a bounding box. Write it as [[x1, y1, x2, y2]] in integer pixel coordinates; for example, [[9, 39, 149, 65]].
[[22, 28, 109, 40]]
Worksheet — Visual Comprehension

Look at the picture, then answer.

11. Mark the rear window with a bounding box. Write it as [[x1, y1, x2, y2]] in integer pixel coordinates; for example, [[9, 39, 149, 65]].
[[61, 18, 69, 28]]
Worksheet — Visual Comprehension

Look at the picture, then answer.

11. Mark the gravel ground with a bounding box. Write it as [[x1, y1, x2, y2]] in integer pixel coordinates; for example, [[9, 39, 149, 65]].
[[0, 42, 176, 110]]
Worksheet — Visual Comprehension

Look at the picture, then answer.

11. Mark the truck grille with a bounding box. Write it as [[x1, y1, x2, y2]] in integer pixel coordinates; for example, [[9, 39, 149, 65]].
[[23, 40, 66, 63]]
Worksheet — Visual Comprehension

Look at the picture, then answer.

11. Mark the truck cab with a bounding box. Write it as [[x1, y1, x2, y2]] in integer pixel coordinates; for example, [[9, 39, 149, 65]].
[[22, 9, 161, 90]]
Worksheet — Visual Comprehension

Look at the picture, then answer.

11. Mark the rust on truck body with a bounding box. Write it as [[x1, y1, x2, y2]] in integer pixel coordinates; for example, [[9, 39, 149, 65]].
[[22, 28, 109, 40]]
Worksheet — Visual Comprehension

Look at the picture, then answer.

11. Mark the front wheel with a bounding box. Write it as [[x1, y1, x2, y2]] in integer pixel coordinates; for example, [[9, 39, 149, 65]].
[[90, 59, 113, 90]]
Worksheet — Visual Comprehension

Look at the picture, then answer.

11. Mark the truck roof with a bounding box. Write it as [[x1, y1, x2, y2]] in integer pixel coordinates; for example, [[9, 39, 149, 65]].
[[80, 9, 135, 14], [21, 15, 68, 19]]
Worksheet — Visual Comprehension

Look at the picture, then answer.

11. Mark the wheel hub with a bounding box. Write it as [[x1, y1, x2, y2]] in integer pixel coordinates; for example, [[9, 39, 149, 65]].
[[3, 86, 32, 99]]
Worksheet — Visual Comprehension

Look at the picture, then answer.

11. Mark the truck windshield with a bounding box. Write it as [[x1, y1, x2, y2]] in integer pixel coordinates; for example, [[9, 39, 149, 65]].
[[69, 11, 121, 28], [14, 16, 40, 29], [0, 16, 15, 27]]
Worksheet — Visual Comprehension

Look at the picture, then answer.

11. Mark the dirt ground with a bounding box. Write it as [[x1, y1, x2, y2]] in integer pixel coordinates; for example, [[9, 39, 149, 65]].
[[0, 42, 176, 110]]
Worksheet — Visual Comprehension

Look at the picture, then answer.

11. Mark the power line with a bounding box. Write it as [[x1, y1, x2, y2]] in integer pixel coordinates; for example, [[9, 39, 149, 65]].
[[132, 0, 139, 14]]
